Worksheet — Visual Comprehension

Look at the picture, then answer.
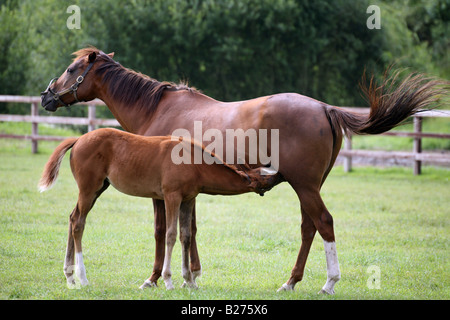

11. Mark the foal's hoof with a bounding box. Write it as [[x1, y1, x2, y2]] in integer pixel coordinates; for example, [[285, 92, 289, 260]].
[[139, 279, 157, 289], [318, 288, 335, 295], [181, 281, 198, 289], [277, 283, 294, 292], [80, 278, 89, 286], [66, 281, 79, 289], [66, 278, 89, 289], [192, 270, 202, 281]]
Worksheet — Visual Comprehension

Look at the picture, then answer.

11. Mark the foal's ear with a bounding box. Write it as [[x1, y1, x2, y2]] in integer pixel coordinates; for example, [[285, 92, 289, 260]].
[[107, 52, 115, 58], [88, 51, 97, 63]]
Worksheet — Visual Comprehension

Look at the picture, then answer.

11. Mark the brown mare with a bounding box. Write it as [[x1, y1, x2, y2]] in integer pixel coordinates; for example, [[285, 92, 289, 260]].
[[41, 47, 446, 294], [39, 128, 279, 289]]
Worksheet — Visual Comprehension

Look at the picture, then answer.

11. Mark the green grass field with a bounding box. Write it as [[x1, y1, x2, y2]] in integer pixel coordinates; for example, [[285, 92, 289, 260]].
[[0, 124, 449, 300]]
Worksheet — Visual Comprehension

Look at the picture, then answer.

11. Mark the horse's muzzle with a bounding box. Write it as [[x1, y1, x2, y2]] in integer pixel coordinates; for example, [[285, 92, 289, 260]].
[[42, 102, 58, 112], [40, 92, 58, 112], [41, 77, 58, 111]]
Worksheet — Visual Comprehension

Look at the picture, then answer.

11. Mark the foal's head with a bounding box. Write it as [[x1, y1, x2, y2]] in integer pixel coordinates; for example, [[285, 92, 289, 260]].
[[237, 164, 283, 196], [41, 48, 113, 112]]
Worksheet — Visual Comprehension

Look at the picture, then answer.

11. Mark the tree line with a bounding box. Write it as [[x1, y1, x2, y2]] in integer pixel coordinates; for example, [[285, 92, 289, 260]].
[[0, 0, 448, 117]]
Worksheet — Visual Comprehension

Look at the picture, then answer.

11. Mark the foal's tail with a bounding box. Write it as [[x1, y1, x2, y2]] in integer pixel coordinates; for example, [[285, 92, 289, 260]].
[[325, 70, 449, 137], [38, 137, 78, 192]]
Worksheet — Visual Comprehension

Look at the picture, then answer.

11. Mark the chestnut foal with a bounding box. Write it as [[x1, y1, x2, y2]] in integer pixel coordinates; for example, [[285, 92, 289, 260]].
[[39, 128, 279, 289]]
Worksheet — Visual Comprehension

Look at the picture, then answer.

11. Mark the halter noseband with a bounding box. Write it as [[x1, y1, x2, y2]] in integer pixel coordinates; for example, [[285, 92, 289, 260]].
[[41, 61, 95, 108]]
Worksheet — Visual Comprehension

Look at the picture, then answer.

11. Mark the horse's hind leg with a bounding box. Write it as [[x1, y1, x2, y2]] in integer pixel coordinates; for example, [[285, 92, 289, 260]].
[[65, 179, 109, 288], [70, 199, 90, 286], [64, 210, 76, 287], [179, 198, 197, 288], [277, 208, 317, 292], [280, 186, 340, 294], [306, 190, 341, 295]]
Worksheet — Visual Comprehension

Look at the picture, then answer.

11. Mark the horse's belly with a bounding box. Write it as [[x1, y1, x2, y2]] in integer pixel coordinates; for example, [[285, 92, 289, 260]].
[[106, 174, 164, 200]]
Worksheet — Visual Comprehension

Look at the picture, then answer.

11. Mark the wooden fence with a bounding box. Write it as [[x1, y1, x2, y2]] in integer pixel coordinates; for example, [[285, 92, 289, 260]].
[[338, 107, 450, 174], [1, 95, 449, 175], [0, 95, 119, 153]]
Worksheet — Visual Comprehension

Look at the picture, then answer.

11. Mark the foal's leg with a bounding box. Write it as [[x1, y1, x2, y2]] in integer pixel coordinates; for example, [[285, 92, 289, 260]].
[[140, 199, 166, 289], [179, 199, 197, 288], [64, 214, 76, 287], [69, 199, 90, 286], [66, 179, 109, 288], [189, 203, 202, 282], [141, 199, 202, 289], [161, 193, 182, 290]]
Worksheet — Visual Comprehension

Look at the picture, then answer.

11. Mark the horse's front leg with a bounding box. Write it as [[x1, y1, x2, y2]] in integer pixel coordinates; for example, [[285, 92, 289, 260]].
[[140, 199, 202, 290], [161, 193, 182, 290], [180, 199, 197, 289], [140, 199, 166, 289], [189, 202, 202, 282]]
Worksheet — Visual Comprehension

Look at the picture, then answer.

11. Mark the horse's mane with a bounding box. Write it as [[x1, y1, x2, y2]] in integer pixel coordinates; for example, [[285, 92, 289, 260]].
[[72, 47, 198, 116]]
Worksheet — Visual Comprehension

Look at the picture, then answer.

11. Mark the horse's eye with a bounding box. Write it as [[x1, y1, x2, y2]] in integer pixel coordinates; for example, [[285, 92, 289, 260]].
[[67, 68, 73, 74]]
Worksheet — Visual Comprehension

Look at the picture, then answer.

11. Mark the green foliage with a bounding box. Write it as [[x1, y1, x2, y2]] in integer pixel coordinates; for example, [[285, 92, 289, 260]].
[[86, 0, 384, 105], [0, 0, 448, 113], [378, 0, 449, 78]]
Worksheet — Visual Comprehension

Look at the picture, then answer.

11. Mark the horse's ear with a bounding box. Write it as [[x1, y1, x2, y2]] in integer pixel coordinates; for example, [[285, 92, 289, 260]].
[[88, 51, 97, 63], [107, 52, 115, 58]]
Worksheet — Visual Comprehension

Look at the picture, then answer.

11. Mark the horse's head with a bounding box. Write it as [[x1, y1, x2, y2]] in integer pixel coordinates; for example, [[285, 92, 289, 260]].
[[41, 48, 114, 112]]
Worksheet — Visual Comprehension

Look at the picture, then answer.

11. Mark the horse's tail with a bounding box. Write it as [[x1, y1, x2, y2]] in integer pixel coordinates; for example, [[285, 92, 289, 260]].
[[324, 70, 448, 137], [38, 137, 78, 192]]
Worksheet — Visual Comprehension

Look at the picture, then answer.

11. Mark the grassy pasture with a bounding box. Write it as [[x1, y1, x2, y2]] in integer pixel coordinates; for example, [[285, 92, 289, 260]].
[[0, 126, 449, 300]]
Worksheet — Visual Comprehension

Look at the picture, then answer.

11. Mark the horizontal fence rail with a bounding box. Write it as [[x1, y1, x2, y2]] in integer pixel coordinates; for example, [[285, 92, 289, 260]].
[[338, 107, 450, 174], [0, 95, 449, 174], [0, 95, 119, 153]]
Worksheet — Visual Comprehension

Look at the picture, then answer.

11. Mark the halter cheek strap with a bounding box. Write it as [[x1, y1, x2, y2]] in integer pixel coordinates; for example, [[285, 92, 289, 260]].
[[44, 61, 95, 108]]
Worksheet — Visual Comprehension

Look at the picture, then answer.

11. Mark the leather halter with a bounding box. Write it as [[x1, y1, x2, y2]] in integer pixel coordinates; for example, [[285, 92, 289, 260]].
[[41, 61, 94, 107]]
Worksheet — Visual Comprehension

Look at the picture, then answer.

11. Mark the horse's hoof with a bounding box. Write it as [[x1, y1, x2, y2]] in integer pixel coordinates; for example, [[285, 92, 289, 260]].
[[139, 279, 157, 289], [181, 281, 198, 289], [67, 278, 88, 289], [318, 288, 335, 295], [80, 279, 89, 286], [277, 283, 294, 292], [192, 269, 202, 280]]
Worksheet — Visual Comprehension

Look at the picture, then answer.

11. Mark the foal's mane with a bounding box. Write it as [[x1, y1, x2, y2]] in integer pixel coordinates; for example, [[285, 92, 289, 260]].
[[73, 47, 198, 116]]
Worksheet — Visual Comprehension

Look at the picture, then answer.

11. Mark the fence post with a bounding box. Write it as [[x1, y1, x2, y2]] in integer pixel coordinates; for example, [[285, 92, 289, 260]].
[[343, 134, 352, 172], [88, 104, 96, 132], [31, 102, 38, 154], [413, 116, 422, 175]]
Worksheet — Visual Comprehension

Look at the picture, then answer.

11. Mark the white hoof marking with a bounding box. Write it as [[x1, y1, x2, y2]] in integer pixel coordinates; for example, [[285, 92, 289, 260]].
[[139, 279, 157, 289]]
